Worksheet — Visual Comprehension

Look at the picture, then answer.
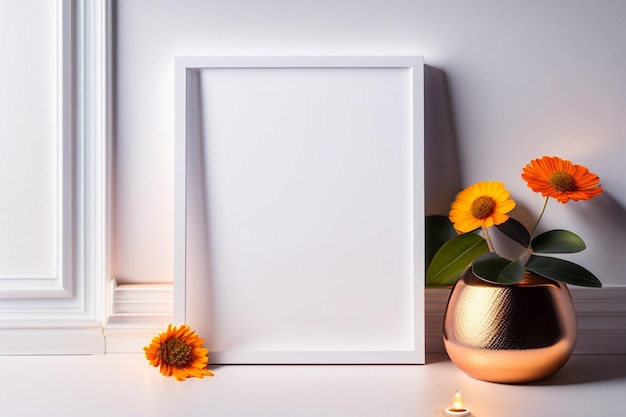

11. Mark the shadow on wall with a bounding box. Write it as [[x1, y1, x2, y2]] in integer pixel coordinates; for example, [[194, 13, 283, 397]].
[[185, 69, 218, 346], [573, 191, 626, 280], [424, 65, 462, 216]]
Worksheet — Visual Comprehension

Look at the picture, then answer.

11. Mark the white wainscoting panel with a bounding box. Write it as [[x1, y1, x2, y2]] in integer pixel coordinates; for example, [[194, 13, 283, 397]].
[[106, 283, 626, 355], [426, 286, 626, 355], [103, 279, 173, 353], [0, 0, 58, 283], [0, 0, 111, 354]]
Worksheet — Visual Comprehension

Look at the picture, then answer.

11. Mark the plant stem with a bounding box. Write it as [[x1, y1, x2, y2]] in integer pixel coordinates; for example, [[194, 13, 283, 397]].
[[483, 225, 495, 253], [508, 197, 550, 264], [529, 197, 549, 238]]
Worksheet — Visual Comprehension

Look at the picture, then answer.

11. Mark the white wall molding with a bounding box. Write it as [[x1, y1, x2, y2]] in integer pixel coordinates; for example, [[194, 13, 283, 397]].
[[425, 287, 451, 354], [426, 286, 626, 355], [0, 0, 75, 300], [0, 328, 105, 355], [0, 0, 111, 354], [105, 283, 626, 355], [103, 279, 173, 353]]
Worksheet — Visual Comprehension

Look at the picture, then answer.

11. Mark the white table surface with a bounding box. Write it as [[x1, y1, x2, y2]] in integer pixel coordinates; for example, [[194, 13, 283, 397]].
[[1, 353, 625, 417]]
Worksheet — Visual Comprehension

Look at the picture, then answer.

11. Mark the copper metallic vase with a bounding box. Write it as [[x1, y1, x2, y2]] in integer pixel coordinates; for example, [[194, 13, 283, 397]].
[[443, 269, 577, 384]]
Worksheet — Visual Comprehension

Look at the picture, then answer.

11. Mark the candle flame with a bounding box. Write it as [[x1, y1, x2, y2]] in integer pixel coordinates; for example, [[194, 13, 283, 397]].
[[453, 390, 465, 410]]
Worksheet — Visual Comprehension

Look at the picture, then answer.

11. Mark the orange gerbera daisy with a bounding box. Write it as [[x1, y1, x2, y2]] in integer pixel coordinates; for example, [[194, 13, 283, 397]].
[[144, 324, 214, 381], [521, 156, 602, 203], [449, 181, 516, 233]]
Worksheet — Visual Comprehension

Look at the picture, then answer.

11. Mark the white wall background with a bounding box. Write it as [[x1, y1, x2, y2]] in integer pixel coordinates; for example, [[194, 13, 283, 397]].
[[114, 0, 626, 286]]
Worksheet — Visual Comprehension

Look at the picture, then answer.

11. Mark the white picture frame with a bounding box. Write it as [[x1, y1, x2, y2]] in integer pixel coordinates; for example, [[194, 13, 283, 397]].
[[175, 56, 424, 364]]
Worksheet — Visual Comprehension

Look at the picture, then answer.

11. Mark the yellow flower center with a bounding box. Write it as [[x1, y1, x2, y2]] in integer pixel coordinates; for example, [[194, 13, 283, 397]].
[[158, 337, 192, 367], [549, 170, 576, 192], [470, 196, 496, 220]]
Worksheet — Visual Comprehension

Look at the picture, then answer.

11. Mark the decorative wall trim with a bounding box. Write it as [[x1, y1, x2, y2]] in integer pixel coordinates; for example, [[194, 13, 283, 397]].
[[0, 0, 75, 300], [569, 286, 626, 354], [426, 286, 626, 355], [0, 0, 110, 354], [106, 283, 626, 355], [425, 288, 450, 354], [103, 280, 173, 353], [0, 328, 105, 355]]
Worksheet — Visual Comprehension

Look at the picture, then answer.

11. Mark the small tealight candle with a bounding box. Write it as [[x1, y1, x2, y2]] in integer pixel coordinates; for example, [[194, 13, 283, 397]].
[[444, 390, 471, 417]]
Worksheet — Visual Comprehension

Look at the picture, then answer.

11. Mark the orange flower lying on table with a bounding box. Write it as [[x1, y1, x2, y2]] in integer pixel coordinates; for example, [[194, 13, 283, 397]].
[[144, 324, 214, 381]]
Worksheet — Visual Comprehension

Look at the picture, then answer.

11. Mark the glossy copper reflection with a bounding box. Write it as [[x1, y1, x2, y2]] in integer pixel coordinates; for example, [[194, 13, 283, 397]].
[[443, 271, 577, 384]]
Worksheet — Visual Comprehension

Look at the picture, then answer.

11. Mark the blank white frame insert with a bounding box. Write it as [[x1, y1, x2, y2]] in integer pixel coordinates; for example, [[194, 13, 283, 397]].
[[175, 56, 424, 364]]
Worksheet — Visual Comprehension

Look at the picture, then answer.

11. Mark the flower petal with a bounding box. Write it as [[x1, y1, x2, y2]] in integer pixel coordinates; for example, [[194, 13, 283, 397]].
[[448, 181, 516, 232], [521, 156, 602, 203], [144, 324, 215, 381]]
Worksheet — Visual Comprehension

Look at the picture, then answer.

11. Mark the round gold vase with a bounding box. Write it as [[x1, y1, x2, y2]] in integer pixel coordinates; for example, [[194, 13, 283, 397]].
[[443, 270, 577, 384]]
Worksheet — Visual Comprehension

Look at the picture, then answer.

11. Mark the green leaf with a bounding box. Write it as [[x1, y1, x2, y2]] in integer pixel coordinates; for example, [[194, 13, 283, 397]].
[[472, 253, 525, 284], [531, 230, 586, 253], [425, 215, 458, 270], [525, 255, 602, 287], [426, 233, 489, 287], [495, 217, 531, 248]]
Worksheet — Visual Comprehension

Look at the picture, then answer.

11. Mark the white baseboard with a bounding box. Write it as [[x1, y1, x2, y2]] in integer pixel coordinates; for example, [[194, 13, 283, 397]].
[[103, 280, 173, 353], [103, 281, 626, 355], [3, 281, 623, 356], [0, 327, 105, 355], [569, 286, 626, 353], [426, 286, 626, 355], [425, 288, 451, 354]]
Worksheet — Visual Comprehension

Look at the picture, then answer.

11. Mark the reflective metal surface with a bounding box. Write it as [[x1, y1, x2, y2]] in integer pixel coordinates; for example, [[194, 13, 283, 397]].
[[443, 270, 577, 383]]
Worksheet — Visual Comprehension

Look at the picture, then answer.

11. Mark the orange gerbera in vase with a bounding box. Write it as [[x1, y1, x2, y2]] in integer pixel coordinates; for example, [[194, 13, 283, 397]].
[[144, 324, 214, 381], [449, 181, 516, 233], [521, 155, 603, 203], [426, 155, 602, 288], [427, 155, 603, 384]]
